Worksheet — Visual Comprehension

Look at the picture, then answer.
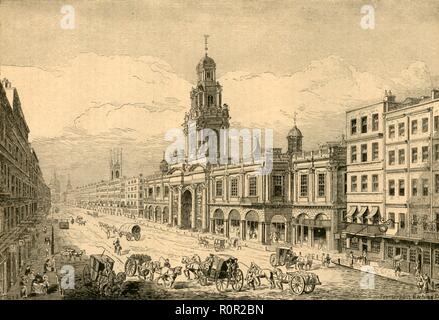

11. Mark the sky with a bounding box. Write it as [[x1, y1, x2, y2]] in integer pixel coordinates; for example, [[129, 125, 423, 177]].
[[1, 0, 438, 188]]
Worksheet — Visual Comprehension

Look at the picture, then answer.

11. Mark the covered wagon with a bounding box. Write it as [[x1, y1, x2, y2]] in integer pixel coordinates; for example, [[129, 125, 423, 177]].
[[118, 223, 141, 241]]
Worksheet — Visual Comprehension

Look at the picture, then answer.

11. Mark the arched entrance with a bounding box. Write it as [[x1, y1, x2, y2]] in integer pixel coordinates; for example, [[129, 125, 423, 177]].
[[270, 215, 286, 243], [155, 207, 162, 222], [314, 213, 330, 249], [181, 190, 192, 229], [229, 210, 241, 238], [148, 206, 154, 220], [212, 209, 225, 234], [296, 213, 309, 245], [245, 210, 259, 241], [163, 207, 169, 224]]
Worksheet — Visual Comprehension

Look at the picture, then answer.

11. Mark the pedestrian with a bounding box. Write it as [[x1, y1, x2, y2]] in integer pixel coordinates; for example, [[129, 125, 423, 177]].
[[324, 253, 331, 267], [24, 265, 31, 277], [20, 276, 28, 298], [394, 261, 401, 277], [362, 250, 368, 265], [349, 251, 354, 268]]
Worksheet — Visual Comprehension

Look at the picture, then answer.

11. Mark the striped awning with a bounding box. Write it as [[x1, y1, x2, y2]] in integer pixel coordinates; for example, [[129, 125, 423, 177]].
[[346, 206, 357, 218], [367, 206, 379, 219], [358, 206, 368, 218]]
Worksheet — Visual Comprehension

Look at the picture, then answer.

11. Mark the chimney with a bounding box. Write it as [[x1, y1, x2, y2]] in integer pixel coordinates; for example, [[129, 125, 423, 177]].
[[384, 90, 396, 102], [432, 89, 439, 100]]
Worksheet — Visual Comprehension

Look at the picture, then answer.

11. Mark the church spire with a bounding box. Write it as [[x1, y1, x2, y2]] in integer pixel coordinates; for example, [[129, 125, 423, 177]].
[[204, 34, 209, 57]]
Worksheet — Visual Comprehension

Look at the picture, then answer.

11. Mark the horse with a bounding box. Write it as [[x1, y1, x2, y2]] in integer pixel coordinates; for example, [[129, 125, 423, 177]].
[[273, 268, 293, 290], [156, 266, 183, 288], [138, 261, 161, 281], [198, 236, 209, 248], [246, 262, 275, 289], [181, 255, 202, 280]]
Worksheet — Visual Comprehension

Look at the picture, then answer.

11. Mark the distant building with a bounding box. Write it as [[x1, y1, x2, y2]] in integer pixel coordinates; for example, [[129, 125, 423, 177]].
[[49, 171, 61, 204]]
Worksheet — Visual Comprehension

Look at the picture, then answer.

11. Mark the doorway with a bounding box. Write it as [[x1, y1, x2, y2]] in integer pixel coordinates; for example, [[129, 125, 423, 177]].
[[181, 190, 192, 229]]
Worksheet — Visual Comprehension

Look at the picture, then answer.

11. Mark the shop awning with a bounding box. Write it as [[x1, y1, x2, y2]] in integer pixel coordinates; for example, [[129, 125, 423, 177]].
[[346, 206, 357, 218], [358, 206, 368, 219], [367, 206, 379, 219]]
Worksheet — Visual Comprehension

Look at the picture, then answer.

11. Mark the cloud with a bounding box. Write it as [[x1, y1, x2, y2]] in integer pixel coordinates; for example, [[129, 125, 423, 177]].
[[1, 54, 435, 187]]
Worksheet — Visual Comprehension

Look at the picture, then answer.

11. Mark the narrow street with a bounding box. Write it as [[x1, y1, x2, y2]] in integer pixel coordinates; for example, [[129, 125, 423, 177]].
[[47, 206, 423, 300]]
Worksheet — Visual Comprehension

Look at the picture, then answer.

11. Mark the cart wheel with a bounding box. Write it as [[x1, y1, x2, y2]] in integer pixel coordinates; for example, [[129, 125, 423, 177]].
[[116, 272, 127, 284], [231, 269, 244, 292], [289, 275, 305, 295], [125, 259, 137, 276], [82, 265, 92, 285], [133, 233, 141, 241], [215, 277, 228, 292], [269, 254, 277, 267], [304, 283, 315, 293]]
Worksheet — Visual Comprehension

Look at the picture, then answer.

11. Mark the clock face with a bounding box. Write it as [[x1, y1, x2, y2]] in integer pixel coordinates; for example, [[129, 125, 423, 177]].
[[378, 225, 388, 233]]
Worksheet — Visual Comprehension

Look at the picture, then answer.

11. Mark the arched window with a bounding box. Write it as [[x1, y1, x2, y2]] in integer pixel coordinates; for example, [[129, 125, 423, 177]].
[[206, 71, 211, 79]]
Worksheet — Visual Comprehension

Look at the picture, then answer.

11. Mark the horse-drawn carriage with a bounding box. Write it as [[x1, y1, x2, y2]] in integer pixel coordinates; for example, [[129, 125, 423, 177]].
[[124, 254, 152, 277], [270, 247, 299, 268], [273, 269, 321, 295], [214, 238, 226, 252], [118, 223, 141, 241], [197, 254, 244, 292], [82, 253, 126, 296]]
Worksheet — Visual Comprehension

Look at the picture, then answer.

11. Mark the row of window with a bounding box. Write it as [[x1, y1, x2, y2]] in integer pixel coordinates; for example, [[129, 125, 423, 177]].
[[299, 173, 326, 197], [387, 145, 439, 165], [388, 116, 439, 139], [387, 175, 439, 196], [215, 176, 258, 197], [350, 114, 380, 135], [350, 174, 380, 193], [350, 143, 379, 163]]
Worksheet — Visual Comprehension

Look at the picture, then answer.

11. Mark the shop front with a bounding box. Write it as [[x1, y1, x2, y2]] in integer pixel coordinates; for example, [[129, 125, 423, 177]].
[[270, 215, 286, 243], [228, 210, 241, 238], [212, 209, 225, 235], [245, 210, 259, 242]]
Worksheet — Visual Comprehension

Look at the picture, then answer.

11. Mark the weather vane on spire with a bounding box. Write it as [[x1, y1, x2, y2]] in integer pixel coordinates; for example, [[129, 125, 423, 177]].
[[293, 111, 298, 126], [204, 34, 209, 56]]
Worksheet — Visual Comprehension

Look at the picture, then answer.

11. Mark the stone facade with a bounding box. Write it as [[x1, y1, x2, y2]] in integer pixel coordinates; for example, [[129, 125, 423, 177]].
[[0, 78, 51, 295]]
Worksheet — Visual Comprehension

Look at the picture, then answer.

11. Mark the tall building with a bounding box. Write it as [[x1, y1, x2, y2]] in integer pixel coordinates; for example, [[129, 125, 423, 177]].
[[0, 78, 50, 295], [70, 46, 346, 251], [343, 89, 439, 280], [49, 171, 61, 204]]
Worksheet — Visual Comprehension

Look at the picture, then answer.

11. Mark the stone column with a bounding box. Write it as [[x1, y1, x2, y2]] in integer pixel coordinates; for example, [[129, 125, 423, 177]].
[[191, 187, 196, 229], [300, 226, 304, 244], [291, 225, 295, 245], [177, 187, 182, 227], [308, 227, 313, 247], [169, 189, 174, 225], [225, 220, 229, 238], [201, 186, 207, 231], [259, 222, 265, 244], [241, 220, 246, 240], [287, 171, 292, 203]]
